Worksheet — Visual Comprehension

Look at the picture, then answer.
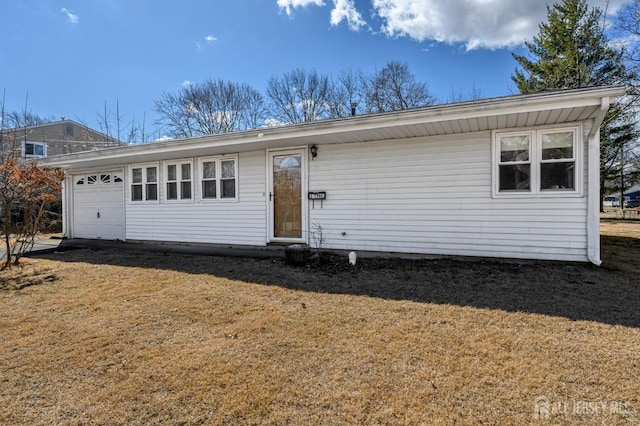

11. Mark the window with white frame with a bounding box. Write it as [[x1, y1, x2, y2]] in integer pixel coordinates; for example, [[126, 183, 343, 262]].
[[198, 155, 238, 200], [130, 164, 159, 202], [23, 141, 47, 158], [494, 127, 580, 196], [165, 160, 193, 201]]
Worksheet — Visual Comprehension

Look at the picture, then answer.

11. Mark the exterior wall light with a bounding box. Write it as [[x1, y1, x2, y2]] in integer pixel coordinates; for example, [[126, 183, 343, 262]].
[[310, 144, 318, 159]]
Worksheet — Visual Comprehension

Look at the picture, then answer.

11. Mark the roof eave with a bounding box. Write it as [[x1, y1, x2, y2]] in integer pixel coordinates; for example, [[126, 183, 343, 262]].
[[44, 85, 626, 169]]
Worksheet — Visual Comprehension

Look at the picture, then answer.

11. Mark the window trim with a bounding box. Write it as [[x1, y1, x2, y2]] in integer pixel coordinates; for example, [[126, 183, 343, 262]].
[[197, 155, 238, 202], [492, 125, 583, 198], [163, 159, 194, 203], [22, 141, 47, 158], [128, 163, 160, 203]]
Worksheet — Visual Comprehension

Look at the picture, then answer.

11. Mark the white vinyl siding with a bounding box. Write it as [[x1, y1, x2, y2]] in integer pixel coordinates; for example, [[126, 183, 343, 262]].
[[125, 151, 265, 245], [308, 132, 589, 262]]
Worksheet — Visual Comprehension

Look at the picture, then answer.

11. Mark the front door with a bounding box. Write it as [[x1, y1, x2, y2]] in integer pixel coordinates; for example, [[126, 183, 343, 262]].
[[269, 150, 306, 241]]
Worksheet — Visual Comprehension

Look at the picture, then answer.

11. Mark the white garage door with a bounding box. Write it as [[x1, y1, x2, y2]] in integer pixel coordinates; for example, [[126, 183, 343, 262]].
[[72, 171, 125, 240]]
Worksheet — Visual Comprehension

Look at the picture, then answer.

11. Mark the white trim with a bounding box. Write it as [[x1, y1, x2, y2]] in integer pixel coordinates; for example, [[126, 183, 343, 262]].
[[492, 125, 583, 198], [22, 141, 47, 158], [128, 162, 160, 204], [587, 131, 602, 265], [163, 158, 194, 203], [68, 168, 126, 240], [267, 147, 309, 244], [43, 86, 626, 170], [61, 177, 69, 238], [196, 154, 239, 202]]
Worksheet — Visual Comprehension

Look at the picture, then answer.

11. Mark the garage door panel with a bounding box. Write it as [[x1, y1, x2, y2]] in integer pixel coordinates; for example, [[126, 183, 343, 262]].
[[72, 171, 125, 240]]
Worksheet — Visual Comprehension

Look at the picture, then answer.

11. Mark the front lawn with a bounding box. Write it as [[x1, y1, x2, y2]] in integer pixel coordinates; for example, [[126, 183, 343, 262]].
[[0, 220, 638, 425]]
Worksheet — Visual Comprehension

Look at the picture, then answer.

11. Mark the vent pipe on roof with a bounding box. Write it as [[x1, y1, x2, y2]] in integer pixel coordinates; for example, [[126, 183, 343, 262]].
[[350, 102, 357, 116]]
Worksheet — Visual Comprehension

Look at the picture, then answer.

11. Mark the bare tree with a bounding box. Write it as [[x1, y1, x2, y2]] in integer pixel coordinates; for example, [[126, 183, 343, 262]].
[[266, 68, 332, 123], [365, 61, 436, 113], [614, 0, 640, 88], [243, 88, 270, 130], [96, 100, 113, 141], [154, 79, 267, 138], [153, 91, 197, 138], [5, 110, 56, 128], [1, 91, 56, 157], [445, 84, 485, 103], [0, 155, 65, 270], [97, 98, 140, 143], [326, 68, 367, 118]]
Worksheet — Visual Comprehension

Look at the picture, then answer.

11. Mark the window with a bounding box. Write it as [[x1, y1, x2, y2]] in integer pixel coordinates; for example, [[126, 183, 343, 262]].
[[75, 172, 123, 186], [23, 141, 47, 158], [494, 127, 580, 196], [221, 160, 236, 198], [540, 130, 575, 191], [202, 161, 217, 199], [130, 164, 159, 202], [198, 156, 238, 201], [165, 161, 193, 201], [498, 134, 531, 191]]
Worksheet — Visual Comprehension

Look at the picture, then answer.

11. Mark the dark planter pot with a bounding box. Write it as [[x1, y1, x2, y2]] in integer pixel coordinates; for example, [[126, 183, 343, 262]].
[[284, 244, 311, 265]]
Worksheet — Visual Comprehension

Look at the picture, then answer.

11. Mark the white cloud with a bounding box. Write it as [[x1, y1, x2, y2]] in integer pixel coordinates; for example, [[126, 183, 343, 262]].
[[278, 0, 325, 16], [371, 0, 631, 50], [196, 35, 218, 49], [276, 0, 630, 50], [263, 118, 286, 127], [182, 80, 193, 87], [330, 0, 367, 31], [61, 7, 79, 24]]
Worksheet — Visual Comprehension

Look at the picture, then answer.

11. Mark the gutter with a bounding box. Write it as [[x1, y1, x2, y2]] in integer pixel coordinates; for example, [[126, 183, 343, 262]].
[[44, 85, 626, 169]]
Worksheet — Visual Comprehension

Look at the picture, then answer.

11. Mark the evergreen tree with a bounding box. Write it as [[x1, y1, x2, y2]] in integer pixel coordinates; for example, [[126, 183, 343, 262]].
[[512, 0, 638, 210], [512, 0, 626, 92]]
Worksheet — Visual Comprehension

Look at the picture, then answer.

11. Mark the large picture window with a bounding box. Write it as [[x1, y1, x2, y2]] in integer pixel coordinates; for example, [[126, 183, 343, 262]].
[[130, 164, 159, 202], [494, 127, 580, 196], [198, 155, 238, 201]]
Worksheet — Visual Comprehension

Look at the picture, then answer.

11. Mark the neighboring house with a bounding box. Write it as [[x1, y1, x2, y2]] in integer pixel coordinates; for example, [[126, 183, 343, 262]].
[[0, 119, 123, 159], [604, 186, 640, 207], [46, 86, 624, 265], [624, 186, 640, 201]]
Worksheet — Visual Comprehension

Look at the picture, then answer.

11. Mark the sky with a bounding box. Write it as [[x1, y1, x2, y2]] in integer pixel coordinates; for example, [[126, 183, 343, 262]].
[[0, 0, 631, 140]]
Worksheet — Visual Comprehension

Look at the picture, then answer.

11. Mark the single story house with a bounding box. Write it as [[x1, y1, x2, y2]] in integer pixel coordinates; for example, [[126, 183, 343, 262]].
[[45, 85, 625, 265]]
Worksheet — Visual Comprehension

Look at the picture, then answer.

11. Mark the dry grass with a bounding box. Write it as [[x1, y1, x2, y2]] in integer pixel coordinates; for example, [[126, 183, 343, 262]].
[[1, 221, 639, 425]]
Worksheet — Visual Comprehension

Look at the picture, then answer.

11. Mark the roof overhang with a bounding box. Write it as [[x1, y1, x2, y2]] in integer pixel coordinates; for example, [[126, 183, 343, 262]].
[[45, 85, 626, 170]]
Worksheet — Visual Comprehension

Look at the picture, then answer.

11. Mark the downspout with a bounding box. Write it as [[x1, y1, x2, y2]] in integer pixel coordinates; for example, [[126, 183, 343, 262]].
[[586, 96, 610, 266], [61, 176, 70, 238]]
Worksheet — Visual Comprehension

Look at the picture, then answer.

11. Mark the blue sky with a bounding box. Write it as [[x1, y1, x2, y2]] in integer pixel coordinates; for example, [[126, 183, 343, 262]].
[[0, 0, 629, 140]]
